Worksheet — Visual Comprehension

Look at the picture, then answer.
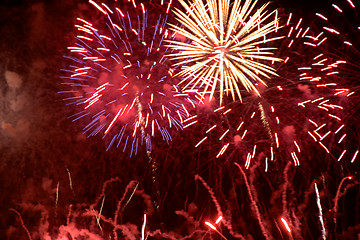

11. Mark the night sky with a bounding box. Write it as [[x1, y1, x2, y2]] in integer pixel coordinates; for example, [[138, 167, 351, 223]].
[[1, 0, 359, 239]]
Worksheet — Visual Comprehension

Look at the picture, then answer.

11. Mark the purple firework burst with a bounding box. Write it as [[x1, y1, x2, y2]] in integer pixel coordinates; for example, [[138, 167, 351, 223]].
[[60, 0, 196, 156]]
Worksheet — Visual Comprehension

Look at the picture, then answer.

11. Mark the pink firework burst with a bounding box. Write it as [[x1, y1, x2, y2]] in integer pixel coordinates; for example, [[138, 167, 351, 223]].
[[184, 11, 357, 170], [60, 0, 196, 156]]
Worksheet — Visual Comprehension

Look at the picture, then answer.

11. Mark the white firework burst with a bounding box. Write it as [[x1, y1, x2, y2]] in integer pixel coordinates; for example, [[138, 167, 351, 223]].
[[167, 0, 282, 105]]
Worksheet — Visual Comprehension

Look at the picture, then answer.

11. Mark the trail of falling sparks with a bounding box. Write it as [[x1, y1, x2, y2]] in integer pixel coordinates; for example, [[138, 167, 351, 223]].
[[205, 218, 228, 240], [141, 214, 147, 240], [167, 0, 282, 105], [333, 176, 353, 230], [66, 168, 75, 197], [92, 195, 105, 233], [56, 182, 59, 211], [61, 0, 196, 156], [235, 162, 272, 240], [195, 174, 245, 239], [315, 183, 326, 240], [9, 209, 32, 240], [280, 217, 291, 233]]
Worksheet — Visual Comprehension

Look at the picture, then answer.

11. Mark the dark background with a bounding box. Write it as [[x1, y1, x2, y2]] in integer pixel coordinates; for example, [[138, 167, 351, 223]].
[[0, 0, 359, 239]]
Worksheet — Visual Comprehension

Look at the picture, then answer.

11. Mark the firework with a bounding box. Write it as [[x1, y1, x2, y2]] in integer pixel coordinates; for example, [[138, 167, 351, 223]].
[[167, 0, 282, 105], [314, 0, 360, 91], [314, 0, 360, 162], [60, 0, 195, 156], [184, 12, 356, 169], [5, 1, 360, 240]]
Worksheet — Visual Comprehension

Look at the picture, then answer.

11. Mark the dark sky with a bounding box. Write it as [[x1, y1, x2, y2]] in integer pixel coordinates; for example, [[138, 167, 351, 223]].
[[0, 0, 359, 239]]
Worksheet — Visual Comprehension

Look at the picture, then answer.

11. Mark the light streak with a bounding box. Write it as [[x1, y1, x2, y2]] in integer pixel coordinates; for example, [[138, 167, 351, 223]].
[[319, 142, 330, 153], [265, 157, 268, 172], [294, 141, 301, 153], [141, 214, 147, 240], [204, 221, 228, 240], [291, 152, 300, 166], [89, 0, 107, 15], [338, 150, 346, 161], [347, 0, 355, 8], [206, 125, 217, 133], [315, 183, 326, 239], [205, 221, 216, 230], [195, 136, 208, 148], [351, 150, 359, 163], [280, 217, 291, 233], [316, 13, 328, 21], [56, 182, 59, 210], [215, 216, 223, 224], [219, 129, 229, 140], [183, 120, 198, 129], [338, 134, 346, 144], [332, 4, 343, 12], [216, 143, 230, 158]]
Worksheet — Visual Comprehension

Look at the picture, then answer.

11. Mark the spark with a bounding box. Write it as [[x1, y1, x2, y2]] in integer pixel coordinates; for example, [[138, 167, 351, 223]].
[[207, 125, 217, 133], [205, 220, 228, 240], [338, 150, 347, 161], [316, 13, 328, 21], [347, 0, 355, 8], [237, 121, 244, 131], [183, 120, 198, 128], [280, 217, 291, 233], [319, 142, 330, 153], [216, 143, 230, 158], [141, 214, 147, 240], [351, 150, 359, 163], [195, 136, 208, 147], [332, 4, 343, 12], [89, 0, 107, 15], [219, 129, 229, 140], [205, 221, 217, 230], [338, 134, 346, 144], [215, 216, 223, 224]]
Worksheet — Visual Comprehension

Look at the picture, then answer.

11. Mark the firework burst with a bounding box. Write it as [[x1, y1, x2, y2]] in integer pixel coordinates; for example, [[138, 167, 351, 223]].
[[184, 12, 357, 169], [313, 0, 360, 162], [166, 0, 282, 105], [60, 0, 195, 156]]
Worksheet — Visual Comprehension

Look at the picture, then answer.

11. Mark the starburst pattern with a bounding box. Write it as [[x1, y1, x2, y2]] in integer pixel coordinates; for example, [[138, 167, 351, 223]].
[[60, 0, 195, 156], [167, 0, 282, 105], [184, 12, 357, 168]]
